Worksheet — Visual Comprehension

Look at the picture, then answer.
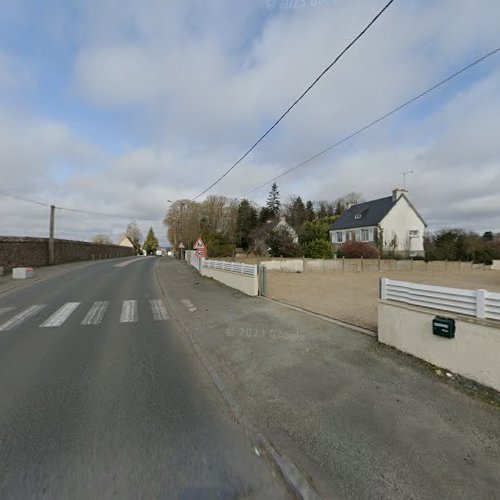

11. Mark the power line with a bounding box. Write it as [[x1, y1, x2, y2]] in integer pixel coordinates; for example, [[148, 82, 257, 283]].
[[1, 189, 156, 221], [0, 189, 51, 207], [191, 0, 396, 201], [243, 47, 500, 197], [57, 206, 145, 220]]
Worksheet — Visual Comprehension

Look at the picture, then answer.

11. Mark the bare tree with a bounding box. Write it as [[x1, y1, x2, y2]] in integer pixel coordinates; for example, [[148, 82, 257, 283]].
[[125, 220, 143, 249], [163, 200, 199, 248], [92, 234, 112, 245]]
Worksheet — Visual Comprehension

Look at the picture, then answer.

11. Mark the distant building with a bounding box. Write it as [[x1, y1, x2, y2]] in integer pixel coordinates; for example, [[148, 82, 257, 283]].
[[330, 189, 427, 257], [119, 236, 141, 254], [275, 216, 299, 244]]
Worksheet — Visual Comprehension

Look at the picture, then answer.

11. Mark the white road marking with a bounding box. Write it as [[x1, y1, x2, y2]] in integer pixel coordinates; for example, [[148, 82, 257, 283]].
[[81, 301, 109, 325], [40, 302, 80, 328], [181, 299, 197, 312], [0, 305, 47, 331], [120, 300, 138, 323], [0, 307, 14, 318], [150, 299, 169, 320], [114, 257, 146, 268]]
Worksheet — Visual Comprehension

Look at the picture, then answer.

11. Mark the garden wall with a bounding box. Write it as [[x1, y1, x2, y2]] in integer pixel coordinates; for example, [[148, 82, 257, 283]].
[[0, 236, 134, 272]]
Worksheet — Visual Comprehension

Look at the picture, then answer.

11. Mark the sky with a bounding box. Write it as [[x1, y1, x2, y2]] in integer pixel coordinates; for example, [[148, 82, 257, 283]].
[[0, 0, 499, 246]]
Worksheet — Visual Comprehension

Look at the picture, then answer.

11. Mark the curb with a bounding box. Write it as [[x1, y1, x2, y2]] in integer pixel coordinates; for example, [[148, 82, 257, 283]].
[[262, 297, 377, 337], [155, 263, 321, 500]]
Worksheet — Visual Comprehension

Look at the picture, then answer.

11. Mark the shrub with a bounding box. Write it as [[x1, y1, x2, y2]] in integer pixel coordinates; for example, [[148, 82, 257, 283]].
[[299, 217, 335, 244], [266, 226, 302, 257], [303, 239, 334, 259], [339, 241, 379, 259], [202, 231, 235, 258]]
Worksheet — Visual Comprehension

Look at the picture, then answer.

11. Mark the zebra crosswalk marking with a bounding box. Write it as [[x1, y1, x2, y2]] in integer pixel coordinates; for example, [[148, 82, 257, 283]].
[[150, 299, 169, 320], [40, 302, 80, 328], [81, 301, 109, 325], [0, 298, 170, 329], [0, 305, 47, 331], [120, 300, 138, 323]]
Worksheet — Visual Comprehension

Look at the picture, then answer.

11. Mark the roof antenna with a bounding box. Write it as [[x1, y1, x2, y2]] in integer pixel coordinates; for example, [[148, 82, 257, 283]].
[[398, 170, 413, 190]]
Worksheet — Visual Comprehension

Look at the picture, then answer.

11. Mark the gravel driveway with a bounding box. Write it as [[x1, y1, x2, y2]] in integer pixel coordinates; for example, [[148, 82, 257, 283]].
[[268, 269, 500, 331]]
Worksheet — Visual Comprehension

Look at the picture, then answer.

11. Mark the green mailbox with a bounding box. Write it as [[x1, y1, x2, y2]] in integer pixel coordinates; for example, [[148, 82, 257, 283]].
[[432, 316, 456, 338]]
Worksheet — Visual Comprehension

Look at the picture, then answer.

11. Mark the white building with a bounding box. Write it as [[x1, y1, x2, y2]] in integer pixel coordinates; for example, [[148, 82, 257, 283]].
[[330, 189, 427, 257]]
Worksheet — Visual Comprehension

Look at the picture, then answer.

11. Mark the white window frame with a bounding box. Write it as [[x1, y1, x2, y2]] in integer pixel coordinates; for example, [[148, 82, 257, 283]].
[[361, 229, 370, 242], [409, 230, 419, 238], [336, 231, 344, 243]]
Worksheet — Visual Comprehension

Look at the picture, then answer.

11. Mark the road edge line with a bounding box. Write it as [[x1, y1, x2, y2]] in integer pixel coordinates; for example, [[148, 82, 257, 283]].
[[154, 263, 321, 500]]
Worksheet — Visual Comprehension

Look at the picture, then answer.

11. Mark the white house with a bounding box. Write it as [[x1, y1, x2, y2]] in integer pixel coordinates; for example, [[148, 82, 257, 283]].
[[275, 216, 299, 244], [330, 189, 427, 256], [118, 236, 135, 248], [118, 236, 142, 254]]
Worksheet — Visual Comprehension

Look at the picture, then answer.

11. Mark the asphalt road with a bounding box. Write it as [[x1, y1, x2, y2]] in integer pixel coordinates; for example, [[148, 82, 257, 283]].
[[0, 257, 289, 499]]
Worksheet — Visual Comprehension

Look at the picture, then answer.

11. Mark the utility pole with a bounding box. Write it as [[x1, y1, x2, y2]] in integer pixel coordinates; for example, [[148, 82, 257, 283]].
[[49, 205, 55, 265], [168, 199, 187, 258]]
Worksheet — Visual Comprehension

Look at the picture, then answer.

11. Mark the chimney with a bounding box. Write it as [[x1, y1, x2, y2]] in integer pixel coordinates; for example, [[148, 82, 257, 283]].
[[392, 188, 407, 202]]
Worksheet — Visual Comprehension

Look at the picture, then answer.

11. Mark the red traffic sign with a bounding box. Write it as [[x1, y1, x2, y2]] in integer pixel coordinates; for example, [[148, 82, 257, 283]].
[[195, 249, 206, 258], [193, 238, 206, 250]]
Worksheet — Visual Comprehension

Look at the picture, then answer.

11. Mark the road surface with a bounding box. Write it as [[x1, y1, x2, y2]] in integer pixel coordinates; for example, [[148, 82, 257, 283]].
[[0, 257, 289, 499]]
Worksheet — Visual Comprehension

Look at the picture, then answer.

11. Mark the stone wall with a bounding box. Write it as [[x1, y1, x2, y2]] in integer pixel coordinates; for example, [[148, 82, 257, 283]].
[[0, 236, 135, 271]]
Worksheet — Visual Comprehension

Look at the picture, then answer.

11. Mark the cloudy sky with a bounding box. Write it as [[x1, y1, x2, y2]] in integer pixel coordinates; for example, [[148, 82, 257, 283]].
[[1, 0, 499, 245]]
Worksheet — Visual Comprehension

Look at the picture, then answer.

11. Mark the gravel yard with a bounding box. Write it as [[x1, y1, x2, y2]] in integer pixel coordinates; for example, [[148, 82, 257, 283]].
[[267, 269, 500, 331]]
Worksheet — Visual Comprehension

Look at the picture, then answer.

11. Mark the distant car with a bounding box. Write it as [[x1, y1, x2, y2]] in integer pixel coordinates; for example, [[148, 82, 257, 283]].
[[155, 250, 163, 256]]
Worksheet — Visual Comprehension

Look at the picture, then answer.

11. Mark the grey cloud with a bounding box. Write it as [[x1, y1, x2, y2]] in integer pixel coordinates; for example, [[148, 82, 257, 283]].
[[2, 0, 500, 242]]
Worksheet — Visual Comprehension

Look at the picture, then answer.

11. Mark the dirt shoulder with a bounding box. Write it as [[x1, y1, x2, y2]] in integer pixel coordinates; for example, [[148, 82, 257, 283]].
[[268, 269, 500, 331]]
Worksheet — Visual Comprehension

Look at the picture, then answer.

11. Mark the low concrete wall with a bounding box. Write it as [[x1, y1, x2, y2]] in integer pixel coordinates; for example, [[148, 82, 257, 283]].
[[378, 300, 500, 392], [259, 257, 482, 273], [0, 236, 135, 271], [492, 260, 500, 270], [201, 267, 258, 296], [261, 259, 304, 272]]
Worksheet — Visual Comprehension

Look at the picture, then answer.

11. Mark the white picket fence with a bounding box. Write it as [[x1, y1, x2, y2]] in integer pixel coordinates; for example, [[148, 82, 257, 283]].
[[203, 259, 257, 277], [380, 278, 500, 321], [186, 250, 257, 277]]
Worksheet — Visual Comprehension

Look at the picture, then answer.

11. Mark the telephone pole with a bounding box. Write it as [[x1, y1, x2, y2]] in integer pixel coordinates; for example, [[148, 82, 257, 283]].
[[49, 205, 55, 265]]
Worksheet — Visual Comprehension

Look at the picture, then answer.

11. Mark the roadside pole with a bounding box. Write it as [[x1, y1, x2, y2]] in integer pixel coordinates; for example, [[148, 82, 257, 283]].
[[49, 205, 55, 265]]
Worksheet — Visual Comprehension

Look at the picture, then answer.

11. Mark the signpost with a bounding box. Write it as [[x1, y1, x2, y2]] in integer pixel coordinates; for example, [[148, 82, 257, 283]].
[[193, 238, 207, 270], [194, 238, 205, 250], [178, 242, 185, 260]]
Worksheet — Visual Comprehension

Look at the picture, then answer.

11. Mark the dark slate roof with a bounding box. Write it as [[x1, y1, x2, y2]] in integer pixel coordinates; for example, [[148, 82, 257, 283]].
[[331, 196, 395, 230]]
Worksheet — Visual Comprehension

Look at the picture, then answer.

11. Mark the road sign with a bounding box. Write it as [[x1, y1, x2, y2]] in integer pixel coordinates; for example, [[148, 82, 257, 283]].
[[193, 238, 206, 250], [178, 242, 185, 249], [195, 249, 206, 258]]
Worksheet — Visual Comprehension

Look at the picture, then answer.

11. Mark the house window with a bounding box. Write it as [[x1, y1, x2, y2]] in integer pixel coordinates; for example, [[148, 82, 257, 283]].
[[336, 232, 343, 243], [409, 230, 419, 237], [354, 214, 361, 220], [361, 229, 370, 241]]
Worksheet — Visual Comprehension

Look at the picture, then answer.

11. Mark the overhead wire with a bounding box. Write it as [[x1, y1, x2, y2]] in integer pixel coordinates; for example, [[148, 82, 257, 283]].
[[1, 189, 156, 221], [242, 47, 500, 197], [0, 189, 51, 207], [191, 0, 396, 201]]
